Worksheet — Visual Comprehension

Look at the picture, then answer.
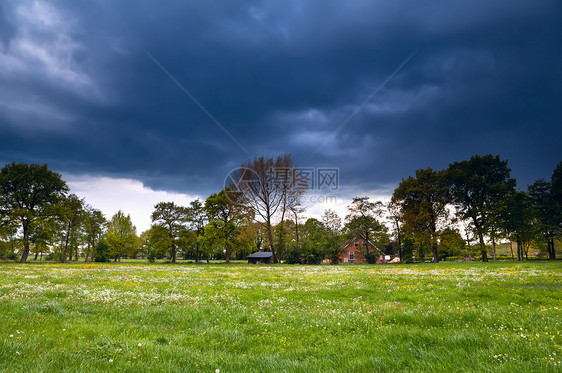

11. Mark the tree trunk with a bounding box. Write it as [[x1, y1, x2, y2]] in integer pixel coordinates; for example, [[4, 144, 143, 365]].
[[294, 211, 300, 251], [62, 222, 71, 263], [84, 243, 90, 263], [277, 206, 286, 255], [34, 251, 39, 261], [225, 245, 231, 264], [20, 225, 30, 263], [491, 236, 497, 261], [549, 239, 556, 260], [510, 241, 514, 260], [478, 233, 488, 262], [465, 231, 472, 259], [171, 243, 176, 263], [266, 218, 278, 263], [517, 239, 523, 261], [396, 221, 402, 262], [432, 239, 439, 263]]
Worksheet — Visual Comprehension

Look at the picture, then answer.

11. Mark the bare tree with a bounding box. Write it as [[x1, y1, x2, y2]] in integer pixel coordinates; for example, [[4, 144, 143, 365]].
[[229, 154, 305, 263], [386, 201, 403, 261]]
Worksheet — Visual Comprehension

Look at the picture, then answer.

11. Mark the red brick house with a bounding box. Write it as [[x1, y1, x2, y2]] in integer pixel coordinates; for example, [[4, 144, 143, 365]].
[[339, 234, 388, 263]]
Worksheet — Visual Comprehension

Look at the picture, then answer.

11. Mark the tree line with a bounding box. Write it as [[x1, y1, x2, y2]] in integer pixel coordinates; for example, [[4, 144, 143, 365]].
[[0, 155, 560, 264]]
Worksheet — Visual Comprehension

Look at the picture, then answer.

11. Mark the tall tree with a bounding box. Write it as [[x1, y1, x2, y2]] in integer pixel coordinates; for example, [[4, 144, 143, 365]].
[[30, 220, 55, 261], [57, 194, 85, 263], [551, 162, 562, 241], [289, 203, 306, 255], [186, 199, 207, 262], [145, 225, 173, 261], [321, 209, 345, 264], [447, 155, 516, 262], [203, 189, 250, 263], [106, 210, 138, 261], [528, 179, 558, 260], [501, 191, 535, 261], [83, 206, 106, 262], [438, 227, 466, 259], [344, 197, 388, 263], [391, 168, 450, 263], [151, 202, 189, 263], [299, 218, 327, 264], [386, 201, 404, 261], [0, 162, 69, 263]]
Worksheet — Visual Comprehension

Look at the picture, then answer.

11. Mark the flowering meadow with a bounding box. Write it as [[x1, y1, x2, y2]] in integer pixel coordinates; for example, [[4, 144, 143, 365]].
[[0, 262, 561, 372]]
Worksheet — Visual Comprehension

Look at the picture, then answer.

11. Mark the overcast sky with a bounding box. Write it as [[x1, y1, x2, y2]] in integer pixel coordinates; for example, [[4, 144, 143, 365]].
[[1, 1, 561, 231]]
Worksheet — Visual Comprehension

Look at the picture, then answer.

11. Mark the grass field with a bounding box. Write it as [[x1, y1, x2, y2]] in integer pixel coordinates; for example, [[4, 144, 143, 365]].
[[0, 262, 561, 372]]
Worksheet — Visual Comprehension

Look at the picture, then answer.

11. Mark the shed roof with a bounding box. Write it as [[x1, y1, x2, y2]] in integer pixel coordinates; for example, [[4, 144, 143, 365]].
[[247, 252, 273, 258]]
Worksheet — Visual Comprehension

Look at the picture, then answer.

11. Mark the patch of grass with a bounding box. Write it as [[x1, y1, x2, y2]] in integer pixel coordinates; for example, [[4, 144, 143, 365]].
[[0, 261, 560, 372]]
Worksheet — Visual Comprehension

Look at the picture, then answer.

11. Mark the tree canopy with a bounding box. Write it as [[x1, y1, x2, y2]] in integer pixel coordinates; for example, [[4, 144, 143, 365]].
[[0, 162, 69, 263], [447, 155, 516, 262]]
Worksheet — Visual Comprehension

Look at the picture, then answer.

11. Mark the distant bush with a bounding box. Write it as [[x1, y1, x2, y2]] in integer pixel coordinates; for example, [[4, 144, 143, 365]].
[[45, 252, 63, 262], [94, 240, 111, 262], [147, 249, 156, 263], [3, 252, 19, 262], [283, 247, 301, 264]]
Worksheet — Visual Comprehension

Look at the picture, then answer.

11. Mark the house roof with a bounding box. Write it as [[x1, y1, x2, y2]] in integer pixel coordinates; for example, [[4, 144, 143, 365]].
[[340, 234, 384, 254], [247, 252, 273, 258]]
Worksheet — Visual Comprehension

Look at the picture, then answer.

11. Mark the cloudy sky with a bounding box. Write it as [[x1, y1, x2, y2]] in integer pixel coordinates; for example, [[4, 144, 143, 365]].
[[1, 0, 561, 231]]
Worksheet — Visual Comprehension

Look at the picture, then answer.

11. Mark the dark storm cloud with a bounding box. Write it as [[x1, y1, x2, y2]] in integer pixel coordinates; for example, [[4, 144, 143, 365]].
[[0, 0, 560, 196]]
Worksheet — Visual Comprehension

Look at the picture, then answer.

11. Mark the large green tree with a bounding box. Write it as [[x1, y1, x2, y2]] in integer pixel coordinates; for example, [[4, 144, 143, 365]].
[[551, 162, 562, 241], [144, 225, 174, 261], [106, 210, 138, 261], [386, 201, 404, 261], [321, 209, 345, 264], [447, 155, 516, 262], [203, 189, 249, 263], [438, 227, 466, 259], [83, 206, 106, 262], [151, 202, 189, 263], [501, 191, 535, 261], [0, 162, 69, 263], [57, 194, 85, 263], [186, 199, 207, 262], [391, 168, 450, 263], [527, 179, 557, 259], [298, 218, 327, 264]]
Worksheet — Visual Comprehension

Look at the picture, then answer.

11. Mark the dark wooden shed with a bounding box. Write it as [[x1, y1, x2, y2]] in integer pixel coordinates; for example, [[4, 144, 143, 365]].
[[247, 252, 273, 264]]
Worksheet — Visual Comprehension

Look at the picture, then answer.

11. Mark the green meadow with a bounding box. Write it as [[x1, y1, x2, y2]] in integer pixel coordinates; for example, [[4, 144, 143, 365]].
[[0, 262, 561, 372]]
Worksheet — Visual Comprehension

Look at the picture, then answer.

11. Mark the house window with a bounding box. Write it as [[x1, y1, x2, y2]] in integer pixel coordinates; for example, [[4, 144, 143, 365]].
[[349, 251, 355, 262], [354, 241, 359, 248]]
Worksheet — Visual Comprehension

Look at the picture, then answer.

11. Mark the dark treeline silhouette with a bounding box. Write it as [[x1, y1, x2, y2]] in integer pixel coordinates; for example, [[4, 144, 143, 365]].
[[0, 155, 560, 264]]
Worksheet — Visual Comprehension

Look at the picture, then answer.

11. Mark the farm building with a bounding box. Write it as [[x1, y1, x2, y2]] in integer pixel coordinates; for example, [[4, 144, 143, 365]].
[[339, 234, 390, 263], [247, 252, 274, 264]]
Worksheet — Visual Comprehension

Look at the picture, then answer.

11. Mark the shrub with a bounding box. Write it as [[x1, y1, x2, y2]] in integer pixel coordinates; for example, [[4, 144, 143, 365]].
[[283, 247, 301, 264], [45, 252, 63, 262], [94, 240, 111, 262]]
